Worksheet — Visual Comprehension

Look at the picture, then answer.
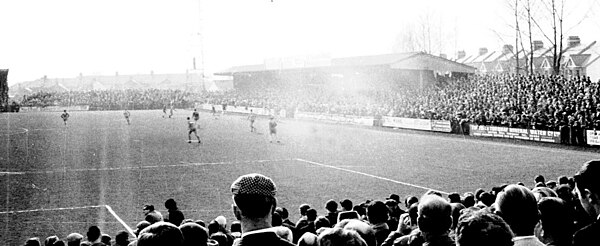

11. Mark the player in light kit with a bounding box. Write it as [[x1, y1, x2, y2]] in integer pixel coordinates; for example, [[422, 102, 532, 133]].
[[123, 110, 131, 125], [211, 105, 218, 118], [169, 105, 175, 118], [248, 110, 257, 132], [269, 115, 279, 143], [192, 109, 200, 122], [187, 117, 201, 144], [61, 110, 70, 125]]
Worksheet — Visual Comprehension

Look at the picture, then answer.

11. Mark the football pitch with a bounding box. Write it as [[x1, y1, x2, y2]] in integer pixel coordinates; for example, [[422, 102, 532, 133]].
[[1, 109, 598, 245]]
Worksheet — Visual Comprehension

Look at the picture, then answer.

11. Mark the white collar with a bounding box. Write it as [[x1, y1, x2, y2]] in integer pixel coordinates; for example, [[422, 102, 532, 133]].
[[512, 235, 540, 242], [241, 227, 274, 237]]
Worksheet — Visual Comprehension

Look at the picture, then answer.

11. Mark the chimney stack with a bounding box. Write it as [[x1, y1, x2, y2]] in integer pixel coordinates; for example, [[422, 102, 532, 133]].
[[568, 36, 581, 48], [479, 47, 488, 56], [533, 40, 544, 50], [457, 50, 466, 60], [502, 44, 514, 55]]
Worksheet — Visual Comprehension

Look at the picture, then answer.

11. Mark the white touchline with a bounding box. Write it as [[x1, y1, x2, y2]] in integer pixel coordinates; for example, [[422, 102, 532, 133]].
[[12, 159, 298, 175], [0, 205, 105, 214], [295, 158, 449, 195], [105, 205, 136, 237]]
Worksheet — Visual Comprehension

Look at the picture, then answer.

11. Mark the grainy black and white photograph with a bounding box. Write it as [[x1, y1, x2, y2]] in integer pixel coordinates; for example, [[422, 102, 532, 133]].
[[2, 0, 600, 245]]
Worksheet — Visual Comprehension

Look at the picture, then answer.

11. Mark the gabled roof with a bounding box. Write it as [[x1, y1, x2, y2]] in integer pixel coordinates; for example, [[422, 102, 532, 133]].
[[456, 55, 473, 64], [471, 51, 496, 63], [566, 54, 591, 68]]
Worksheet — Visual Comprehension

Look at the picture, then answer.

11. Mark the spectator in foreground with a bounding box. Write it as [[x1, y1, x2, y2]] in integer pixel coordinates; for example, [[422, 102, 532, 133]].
[[179, 222, 210, 246], [100, 234, 111, 246], [366, 201, 390, 246], [325, 199, 340, 226], [66, 233, 83, 246], [114, 231, 130, 246], [134, 221, 151, 237], [336, 219, 377, 246], [86, 226, 105, 246], [164, 198, 185, 226], [573, 160, 600, 246], [318, 228, 368, 246], [454, 209, 514, 246], [537, 197, 573, 246], [143, 204, 163, 224], [495, 184, 544, 246], [137, 221, 184, 246], [230, 173, 295, 246], [415, 195, 454, 246], [24, 237, 41, 246], [44, 235, 59, 246]]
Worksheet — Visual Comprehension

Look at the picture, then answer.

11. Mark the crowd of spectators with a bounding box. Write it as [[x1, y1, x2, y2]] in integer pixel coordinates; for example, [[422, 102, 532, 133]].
[[17, 74, 600, 141], [20, 89, 201, 111], [22, 160, 600, 246]]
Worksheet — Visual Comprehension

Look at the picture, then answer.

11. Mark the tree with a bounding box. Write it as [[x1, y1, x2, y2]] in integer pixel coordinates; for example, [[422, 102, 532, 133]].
[[0, 69, 8, 112]]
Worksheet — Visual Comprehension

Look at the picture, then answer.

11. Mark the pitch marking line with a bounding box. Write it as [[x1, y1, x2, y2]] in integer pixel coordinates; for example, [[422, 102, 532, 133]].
[[0, 204, 136, 237], [0, 172, 25, 175], [295, 158, 449, 195], [105, 205, 136, 237], [6, 159, 296, 175]]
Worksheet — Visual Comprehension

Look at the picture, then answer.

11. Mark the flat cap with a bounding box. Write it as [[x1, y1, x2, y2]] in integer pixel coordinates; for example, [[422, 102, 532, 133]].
[[231, 173, 277, 196]]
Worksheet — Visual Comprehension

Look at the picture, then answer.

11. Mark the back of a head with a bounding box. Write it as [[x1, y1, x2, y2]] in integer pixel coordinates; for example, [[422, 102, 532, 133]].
[[448, 193, 461, 203], [340, 199, 353, 211], [24, 237, 41, 246], [336, 219, 376, 246], [231, 173, 278, 221], [326, 199, 338, 212], [207, 220, 221, 235], [574, 160, 600, 197], [534, 175, 545, 184], [44, 235, 59, 246], [115, 230, 130, 245], [531, 186, 557, 201], [318, 228, 368, 246], [209, 232, 228, 246], [315, 216, 331, 230], [165, 198, 177, 210], [366, 201, 388, 224], [100, 234, 111, 245], [297, 232, 318, 246], [462, 193, 475, 208], [405, 196, 418, 209], [272, 211, 283, 226], [307, 208, 318, 221], [86, 226, 102, 242], [417, 195, 452, 235], [455, 210, 514, 246], [272, 226, 294, 242], [450, 203, 466, 230], [66, 233, 83, 246], [138, 221, 184, 246], [179, 222, 209, 246], [300, 204, 311, 216], [135, 221, 152, 236], [538, 197, 573, 244], [494, 184, 539, 236], [275, 207, 289, 219]]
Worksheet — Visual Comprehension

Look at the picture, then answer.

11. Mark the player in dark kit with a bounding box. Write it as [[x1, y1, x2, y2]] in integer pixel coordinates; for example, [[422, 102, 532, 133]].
[[123, 110, 131, 125], [192, 109, 200, 122], [162, 104, 167, 118], [61, 110, 70, 125], [269, 115, 279, 143], [187, 117, 201, 144]]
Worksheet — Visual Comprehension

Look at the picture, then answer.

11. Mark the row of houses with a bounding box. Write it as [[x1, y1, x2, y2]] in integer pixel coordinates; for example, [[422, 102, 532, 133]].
[[456, 36, 600, 80]]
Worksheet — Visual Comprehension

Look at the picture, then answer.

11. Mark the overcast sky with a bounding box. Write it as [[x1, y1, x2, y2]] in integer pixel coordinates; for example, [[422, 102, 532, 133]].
[[2, 0, 599, 85]]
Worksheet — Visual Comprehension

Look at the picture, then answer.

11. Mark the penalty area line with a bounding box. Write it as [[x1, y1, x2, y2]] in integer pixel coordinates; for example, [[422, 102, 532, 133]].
[[0, 205, 105, 215], [295, 158, 449, 195], [105, 205, 136, 237]]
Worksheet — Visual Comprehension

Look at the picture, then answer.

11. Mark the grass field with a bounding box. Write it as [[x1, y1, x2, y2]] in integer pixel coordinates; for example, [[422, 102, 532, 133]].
[[1, 109, 598, 245]]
